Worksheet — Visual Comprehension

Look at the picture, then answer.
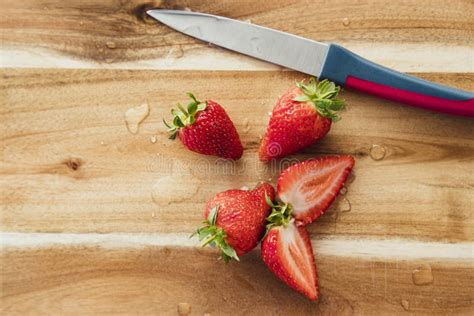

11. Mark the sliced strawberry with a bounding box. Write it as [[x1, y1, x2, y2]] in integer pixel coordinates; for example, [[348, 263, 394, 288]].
[[277, 155, 355, 225], [261, 221, 318, 300]]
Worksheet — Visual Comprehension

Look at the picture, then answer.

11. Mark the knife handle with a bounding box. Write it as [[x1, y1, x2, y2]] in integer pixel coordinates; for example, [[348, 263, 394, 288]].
[[319, 44, 474, 117]]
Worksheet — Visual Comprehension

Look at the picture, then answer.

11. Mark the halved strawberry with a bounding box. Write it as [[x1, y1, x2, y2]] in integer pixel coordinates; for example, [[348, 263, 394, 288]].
[[277, 155, 355, 225], [261, 199, 318, 300]]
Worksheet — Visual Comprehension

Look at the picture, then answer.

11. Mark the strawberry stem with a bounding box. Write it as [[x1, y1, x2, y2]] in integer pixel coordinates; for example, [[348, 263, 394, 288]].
[[190, 206, 240, 263], [293, 78, 345, 121], [164, 93, 208, 139], [265, 194, 293, 233]]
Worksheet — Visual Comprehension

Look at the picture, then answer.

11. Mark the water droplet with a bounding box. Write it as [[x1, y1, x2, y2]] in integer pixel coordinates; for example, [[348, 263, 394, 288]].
[[242, 118, 251, 133], [150, 135, 157, 143], [177, 302, 191, 315], [151, 212, 155, 218], [412, 263, 433, 285], [79, 21, 84, 26], [338, 198, 351, 212], [106, 41, 116, 49], [165, 46, 184, 64], [346, 173, 356, 183], [268, 177, 273, 182], [369, 144, 386, 161], [340, 186, 347, 195], [267, 111, 272, 116], [152, 176, 196, 204], [342, 18, 350, 26], [183, 26, 202, 38], [401, 299, 410, 311], [176, 45, 184, 58], [240, 186, 249, 191], [250, 37, 262, 55], [125, 103, 150, 134]]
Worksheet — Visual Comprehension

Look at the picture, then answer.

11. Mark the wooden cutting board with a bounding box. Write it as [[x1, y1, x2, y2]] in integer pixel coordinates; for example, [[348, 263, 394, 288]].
[[1, 1, 473, 315]]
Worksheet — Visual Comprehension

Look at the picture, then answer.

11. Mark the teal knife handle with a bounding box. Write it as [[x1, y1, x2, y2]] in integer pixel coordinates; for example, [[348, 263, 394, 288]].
[[320, 44, 474, 117]]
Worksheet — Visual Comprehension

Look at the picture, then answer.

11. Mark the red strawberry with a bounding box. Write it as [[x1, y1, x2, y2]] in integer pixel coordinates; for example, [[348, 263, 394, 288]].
[[193, 183, 275, 262], [259, 78, 345, 161], [261, 199, 318, 300], [277, 155, 355, 225], [164, 93, 243, 160]]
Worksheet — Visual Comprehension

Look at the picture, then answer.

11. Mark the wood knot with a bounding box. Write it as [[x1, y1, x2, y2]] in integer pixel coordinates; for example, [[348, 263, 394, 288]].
[[131, 1, 189, 22], [63, 158, 83, 171], [131, 1, 163, 22]]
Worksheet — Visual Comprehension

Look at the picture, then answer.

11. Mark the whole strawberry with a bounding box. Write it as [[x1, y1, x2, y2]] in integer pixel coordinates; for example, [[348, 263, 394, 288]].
[[259, 78, 345, 161], [193, 183, 275, 262], [164, 93, 243, 160], [261, 196, 319, 300]]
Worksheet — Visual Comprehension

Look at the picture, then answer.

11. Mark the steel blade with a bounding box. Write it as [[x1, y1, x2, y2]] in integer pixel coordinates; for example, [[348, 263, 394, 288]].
[[147, 10, 328, 76]]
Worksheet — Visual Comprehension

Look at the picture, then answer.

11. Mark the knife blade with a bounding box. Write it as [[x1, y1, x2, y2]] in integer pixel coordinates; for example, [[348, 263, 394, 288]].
[[147, 9, 474, 117], [147, 9, 328, 76]]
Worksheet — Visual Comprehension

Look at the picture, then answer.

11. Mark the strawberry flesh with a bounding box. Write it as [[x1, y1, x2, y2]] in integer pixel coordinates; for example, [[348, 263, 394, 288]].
[[277, 155, 355, 225], [261, 221, 318, 300]]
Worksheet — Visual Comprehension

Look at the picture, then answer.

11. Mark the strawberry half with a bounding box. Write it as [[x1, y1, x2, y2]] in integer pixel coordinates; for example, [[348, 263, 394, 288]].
[[164, 93, 243, 160], [261, 197, 318, 300], [277, 155, 355, 225], [259, 78, 345, 161], [192, 183, 275, 262]]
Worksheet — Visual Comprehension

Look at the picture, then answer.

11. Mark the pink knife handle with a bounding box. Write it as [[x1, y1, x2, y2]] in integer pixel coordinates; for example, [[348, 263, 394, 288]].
[[320, 44, 474, 117], [346, 76, 474, 117]]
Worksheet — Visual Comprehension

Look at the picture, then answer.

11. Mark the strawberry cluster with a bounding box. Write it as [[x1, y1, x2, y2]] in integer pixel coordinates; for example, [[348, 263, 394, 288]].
[[165, 78, 354, 300]]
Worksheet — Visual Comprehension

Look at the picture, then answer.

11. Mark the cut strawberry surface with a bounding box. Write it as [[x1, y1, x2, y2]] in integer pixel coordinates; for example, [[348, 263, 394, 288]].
[[261, 221, 318, 300], [277, 155, 355, 225]]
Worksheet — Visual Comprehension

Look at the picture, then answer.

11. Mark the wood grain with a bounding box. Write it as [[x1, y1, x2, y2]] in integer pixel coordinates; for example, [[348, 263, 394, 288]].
[[1, 0, 473, 71], [1, 69, 473, 243], [1, 245, 473, 315], [1, 0, 473, 314]]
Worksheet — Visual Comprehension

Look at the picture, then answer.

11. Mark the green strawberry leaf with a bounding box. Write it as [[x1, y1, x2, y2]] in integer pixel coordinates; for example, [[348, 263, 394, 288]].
[[292, 95, 311, 102], [293, 78, 346, 121], [163, 93, 208, 139], [264, 194, 293, 234], [207, 206, 219, 224], [190, 205, 240, 263]]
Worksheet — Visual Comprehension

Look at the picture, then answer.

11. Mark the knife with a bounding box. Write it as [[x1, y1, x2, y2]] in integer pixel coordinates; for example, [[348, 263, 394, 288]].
[[147, 9, 474, 117]]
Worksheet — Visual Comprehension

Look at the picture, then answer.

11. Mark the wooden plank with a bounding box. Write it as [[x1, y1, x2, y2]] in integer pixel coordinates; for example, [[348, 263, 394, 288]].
[[1, 0, 473, 71], [1, 243, 472, 315], [1, 69, 473, 243]]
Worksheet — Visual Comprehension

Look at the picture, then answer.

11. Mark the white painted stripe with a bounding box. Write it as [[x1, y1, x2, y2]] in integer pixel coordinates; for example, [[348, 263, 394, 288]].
[[2, 232, 472, 261], [1, 43, 473, 72]]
